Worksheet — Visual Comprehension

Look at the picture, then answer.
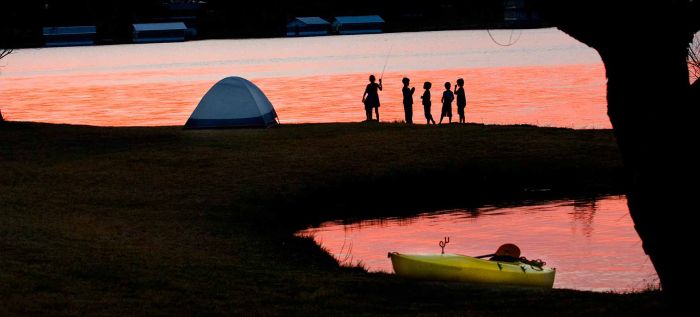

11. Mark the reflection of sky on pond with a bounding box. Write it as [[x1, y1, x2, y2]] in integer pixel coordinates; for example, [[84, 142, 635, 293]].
[[297, 196, 659, 292]]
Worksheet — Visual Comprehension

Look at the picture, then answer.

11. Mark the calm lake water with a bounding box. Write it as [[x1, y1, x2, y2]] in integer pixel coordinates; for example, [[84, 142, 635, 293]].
[[0, 28, 609, 128], [296, 196, 659, 292]]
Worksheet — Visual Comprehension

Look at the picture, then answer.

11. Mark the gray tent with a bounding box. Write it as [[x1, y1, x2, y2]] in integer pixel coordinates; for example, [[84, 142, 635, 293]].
[[185, 77, 279, 129]]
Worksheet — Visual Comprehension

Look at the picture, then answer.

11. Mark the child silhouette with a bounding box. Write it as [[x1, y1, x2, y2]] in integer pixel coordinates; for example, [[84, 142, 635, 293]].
[[421, 82, 436, 125], [362, 75, 382, 121], [439, 82, 454, 124], [402, 77, 415, 124], [455, 78, 467, 124]]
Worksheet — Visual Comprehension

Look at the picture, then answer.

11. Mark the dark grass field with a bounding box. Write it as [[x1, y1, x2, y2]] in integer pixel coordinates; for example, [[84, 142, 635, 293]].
[[0, 121, 664, 316]]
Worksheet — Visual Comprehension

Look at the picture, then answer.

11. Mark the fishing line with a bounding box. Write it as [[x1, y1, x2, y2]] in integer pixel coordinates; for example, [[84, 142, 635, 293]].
[[486, 29, 522, 47], [380, 44, 394, 81]]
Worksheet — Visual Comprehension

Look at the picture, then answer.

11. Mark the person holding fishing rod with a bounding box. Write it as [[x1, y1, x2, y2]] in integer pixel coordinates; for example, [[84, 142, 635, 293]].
[[362, 75, 382, 121], [361, 44, 392, 122]]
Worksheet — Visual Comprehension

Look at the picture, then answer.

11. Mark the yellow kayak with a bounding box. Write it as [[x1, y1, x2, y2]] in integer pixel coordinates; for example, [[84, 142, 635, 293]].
[[388, 252, 555, 288]]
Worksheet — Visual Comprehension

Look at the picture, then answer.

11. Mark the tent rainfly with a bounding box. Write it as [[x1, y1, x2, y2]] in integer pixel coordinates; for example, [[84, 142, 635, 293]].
[[185, 77, 279, 129]]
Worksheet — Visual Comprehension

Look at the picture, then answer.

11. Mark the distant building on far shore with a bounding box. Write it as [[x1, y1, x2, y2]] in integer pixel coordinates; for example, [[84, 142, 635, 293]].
[[503, 0, 540, 27], [43, 26, 96, 47], [332, 15, 385, 35], [286, 17, 331, 37], [132, 22, 188, 44], [162, 1, 202, 39]]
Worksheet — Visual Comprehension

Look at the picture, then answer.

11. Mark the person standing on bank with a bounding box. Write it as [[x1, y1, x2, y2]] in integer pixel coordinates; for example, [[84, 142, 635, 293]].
[[421, 82, 436, 125], [362, 75, 383, 121], [455, 78, 467, 124], [402, 77, 415, 124], [439, 82, 454, 124]]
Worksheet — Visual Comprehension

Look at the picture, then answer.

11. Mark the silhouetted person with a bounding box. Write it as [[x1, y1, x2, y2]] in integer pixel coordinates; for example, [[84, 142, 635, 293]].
[[362, 75, 382, 121], [455, 78, 467, 124], [439, 82, 454, 124], [402, 77, 415, 124], [421, 82, 436, 125]]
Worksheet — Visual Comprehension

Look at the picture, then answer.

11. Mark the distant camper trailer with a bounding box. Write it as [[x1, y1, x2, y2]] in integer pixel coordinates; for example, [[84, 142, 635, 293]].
[[286, 17, 331, 37], [132, 22, 187, 44], [43, 26, 96, 47], [333, 16, 385, 35]]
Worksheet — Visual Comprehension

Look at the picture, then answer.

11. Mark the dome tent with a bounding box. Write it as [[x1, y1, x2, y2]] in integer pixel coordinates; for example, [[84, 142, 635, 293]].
[[185, 77, 279, 129]]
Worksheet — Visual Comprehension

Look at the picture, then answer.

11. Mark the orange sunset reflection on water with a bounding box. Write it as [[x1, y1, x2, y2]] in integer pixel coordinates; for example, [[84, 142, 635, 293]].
[[0, 29, 609, 128], [268, 65, 608, 127], [297, 196, 659, 292], [1, 66, 607, 128]]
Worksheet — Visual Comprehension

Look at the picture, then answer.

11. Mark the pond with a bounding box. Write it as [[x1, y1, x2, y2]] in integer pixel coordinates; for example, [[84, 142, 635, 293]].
[[0, 28, 609, 128], [296, 195, 659, 292]]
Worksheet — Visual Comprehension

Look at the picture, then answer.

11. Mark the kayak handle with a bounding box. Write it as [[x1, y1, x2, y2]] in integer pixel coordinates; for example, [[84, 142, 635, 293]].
[[439, 237, 450, 254]]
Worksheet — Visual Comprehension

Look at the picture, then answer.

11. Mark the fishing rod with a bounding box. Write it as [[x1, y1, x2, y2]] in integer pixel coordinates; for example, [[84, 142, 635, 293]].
[[379, 44, 394, 82]]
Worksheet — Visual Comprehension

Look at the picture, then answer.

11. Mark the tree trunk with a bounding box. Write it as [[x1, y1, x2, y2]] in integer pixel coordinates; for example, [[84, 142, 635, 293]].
[[602, 34, 695, 302], [543, 1, 699, 305], [692, 79, 699, 101]]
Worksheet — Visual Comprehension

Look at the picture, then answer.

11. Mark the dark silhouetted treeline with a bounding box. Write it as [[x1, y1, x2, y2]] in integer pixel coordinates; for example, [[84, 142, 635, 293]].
[[1, 0, 538, 48]]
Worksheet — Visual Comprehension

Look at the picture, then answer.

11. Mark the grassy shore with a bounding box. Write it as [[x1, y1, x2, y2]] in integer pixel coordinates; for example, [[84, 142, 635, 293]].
[[0, 121, 663, 316]]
